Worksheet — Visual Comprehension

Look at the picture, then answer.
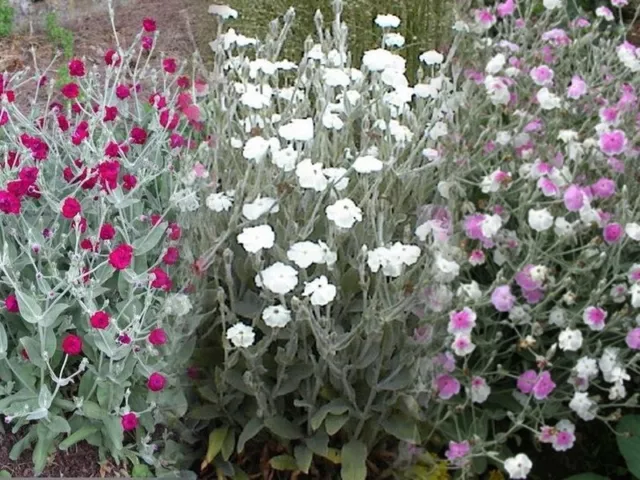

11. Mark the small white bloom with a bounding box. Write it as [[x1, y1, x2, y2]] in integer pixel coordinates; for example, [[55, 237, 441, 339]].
[[353, 155, 384, 173], [322, 110, 344, 130], [528, 208, 554, 232], [468, 376, 491, 403], [419, 50, 444, 65], [271, 145, 298, 172], [318, 241, 338, 267], [255, 262, 298, 294], [558, 328, 583, 351], [554, 216, 575, 237], [206, 191, 234, 212], [625, 222, 640, 241], [451, 332, 476, 356], [240, 84, 271, 109], [262, 305, 292, 328], [171, 189, 200, 212], [278, 118, 314, 142], [208, 4, 238, 19], [457, 281, 482, 300], [596, 6, 614, 21], [323, 167, 350, 191], [296, 159, 328, 192], [243, 136, 271, 162], [287, 241, 326, 268], [574, 356, 599, 380], [237, 225, 275, 253], [503, 454, 533, 479], [537, 88, 562, 110], [164, 293, 193, 316], [226, 323, 255, 348], [484, 75, 510, 105], [302, 276, 337, 306], [485, 53, 506, 74], [362, 49, 406, 72], [434, 254, 460, 279], [323, 68, 351, 87], [326, 198, 362, 229], [383, 33, 405, 48], [242, 197, 279, 220], [374, 14, 401, 28], [569, 391, 598, 421], [543, 0, 562, 9]]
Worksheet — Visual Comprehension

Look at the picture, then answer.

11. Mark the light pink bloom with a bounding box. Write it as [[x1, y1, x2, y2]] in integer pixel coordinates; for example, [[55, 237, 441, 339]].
[[583, 306, 607, 331], [566, 75, 587, 99], [626, 328, 640, 349], [474, 8, 496, 28], [491, 285, 516, 312], [599, 130, 627, 155], [448, 307, 477, 334], [530, 65, 554, 86], [563, 184, 585, 211], [435, 374, 461, 400], [445, 441, 471, 464], [591, 178, 616, 198], [496, 0, 516, 17], [553, 431, 576, 452]]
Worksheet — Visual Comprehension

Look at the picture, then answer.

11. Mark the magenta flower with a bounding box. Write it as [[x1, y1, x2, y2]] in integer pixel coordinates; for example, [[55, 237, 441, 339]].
[[603, 223, 624, 244], [448, 307, 477, 334], [491, 285, 516, 312], [563, 185, 585, 211], [435, 374, 461, 400], [626, 328, 640, 350], [599, 106, 619, 124], [445, 440, 471, 464], [599, 130, 627, 155], [591, 178, 616, 198], [496, 0, 515, 17], [583, 306, 608, 331], [532, 371, 556, 400], [553, 431, 575, 452], [517, 370, 538, 394]]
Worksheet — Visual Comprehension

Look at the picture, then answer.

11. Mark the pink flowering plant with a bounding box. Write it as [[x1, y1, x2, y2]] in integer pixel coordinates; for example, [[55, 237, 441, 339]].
[[190, 0, 640, 478], [0, 8, 209, 475]]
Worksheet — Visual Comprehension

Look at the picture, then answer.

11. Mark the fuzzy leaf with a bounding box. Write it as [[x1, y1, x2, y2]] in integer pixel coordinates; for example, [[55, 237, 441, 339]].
[[202, 427, 228, 469], [46, 416, 70, 434], [103, 416, 124, 451], [294, 445, 313, 474], [616, 415, 640, 477], [133, 222, 168, 255], [325, 414, 349, 436], [40, 303, 69, 327], [237, 418, 263, 453], [32, 436, 52, 475], [306, 431, 329, 457], [59, 426, 99, 450], [310, 399, 350, 431], [15, 291, 42, 324], [381, 414, 421, 444], [264, 416, 303, 440], [340, 440, 367, 480], [0, 322, 7, 358], [269, 454, 298, 471]]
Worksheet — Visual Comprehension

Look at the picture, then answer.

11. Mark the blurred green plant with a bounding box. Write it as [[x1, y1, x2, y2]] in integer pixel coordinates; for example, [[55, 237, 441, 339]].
[[0, 0, 14, 38], [226, 0, 451, 79], [45, 12, 75, 59]]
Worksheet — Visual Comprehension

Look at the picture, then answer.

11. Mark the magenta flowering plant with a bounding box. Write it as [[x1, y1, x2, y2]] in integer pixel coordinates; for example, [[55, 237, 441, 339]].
[[0, 8, 210, 475], [187, 0, 640, 478]]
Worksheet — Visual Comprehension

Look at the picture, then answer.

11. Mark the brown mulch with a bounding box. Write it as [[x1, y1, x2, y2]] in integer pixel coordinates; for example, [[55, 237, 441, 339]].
[[0, 429, 110, 477]]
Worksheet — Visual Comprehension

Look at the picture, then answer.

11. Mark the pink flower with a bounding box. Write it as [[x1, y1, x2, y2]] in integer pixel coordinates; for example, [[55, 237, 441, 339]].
[[530, 65, 554, 86], [451, 333, 475, 357], [435, 374, 460, 400], [626, 328, 640, 349], [567, 75, 587, 99], [142, 17, 156, 32], [469, 249, 486, 266], [517, 370, 538, 394], [600, 106, 619, 124], [532, 371, 556, 400], [553, 431, 575, 452], [115, 84, 130, 100], [537, 177, 559, 197], [563, 185, 585, 211], [448, 307, 477, 334], [496, 0, 515, 17], [542, 28, 571, 46], [434, 352, 456, 373], [603, 223, 624, 244], [445, 441, 470, 463], [5, 294, 19, 313], [148, 328, 167, 345], [68, 58, 85, 77], [491, 285, 516, 312], [474, 8, 496, 28], [591, 178, 616, 198], [121, 412, 138, 431], [147, 372, 166, 391], [469, 376, 491, 403], [599, 130, 627, 155], [583, 306, 607, 331]]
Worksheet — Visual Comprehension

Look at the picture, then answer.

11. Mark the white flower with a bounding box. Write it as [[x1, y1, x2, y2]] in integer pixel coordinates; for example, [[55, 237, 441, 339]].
[[596, 6, 614, 20], [318, 241, 337, 267], [558, 328, 583, 352], [208, 4, 238, 19], [271, 145, 298, 171], [575, 356, 599, 381], [374, 14, 401, 28], [249, 59, 277, 78], [287, 241, 326, 268], [528, 208, 554, 231], [323, 168, 350, 191], [481, 214, 503, 238], [255, 262, 298, 295], [485, 53, 506, 74], [240, 84, 271, 109], [451, 333, 476, 356], [242, 197, 279, 220], [626, 223, 640, 241], [326, 198, 362, 229], [434, 254, 460, 279], [206, 191, 234, 212], [631, 284, 640, 308], [296, 159, 328, 192], [503, 454, 533, 479], [457, 281, 482, 300], [362, 49, 406, 72], [243, 136, 271, 162], [353, 155, 384, 173], [484, 75, 510, 105], [323, 68, 351, 87], [164, 293, 193, 316], [427, 121, 448, 140], [278, 118, 314, 142], [554, 216, 575, 237], [383, 33, 405, 48], [569, 391, 598, 421], [536, 88, 562, 110], [419, 50, 444, 65], [322, 110, 344, 130], [543, 0, 562, 9], [262, 305, 292, 328], [226, 323, 255, 348], [171, 189, 199, 212], [237, 225, 275, 253], [468, 376, 491, 403], [230, 137, 243, 149], [302, 276, 337, 306], [388, 120, 413, 144]]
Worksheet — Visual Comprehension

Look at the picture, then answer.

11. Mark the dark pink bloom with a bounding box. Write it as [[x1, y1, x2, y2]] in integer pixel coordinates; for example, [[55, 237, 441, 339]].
[[603, 223, 624, 244], [121, 412, 138, 431], [147, 372, 166, 391]]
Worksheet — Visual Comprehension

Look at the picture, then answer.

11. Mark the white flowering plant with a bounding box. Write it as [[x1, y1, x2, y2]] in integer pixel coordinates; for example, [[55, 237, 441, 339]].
[[186, 0, 640, 478], [0, 8, 210, 475]]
